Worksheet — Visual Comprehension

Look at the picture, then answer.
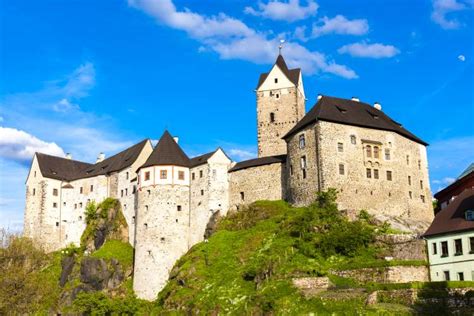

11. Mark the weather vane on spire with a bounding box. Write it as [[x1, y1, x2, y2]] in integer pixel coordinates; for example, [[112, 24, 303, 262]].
[[278, 39, 285, 55]]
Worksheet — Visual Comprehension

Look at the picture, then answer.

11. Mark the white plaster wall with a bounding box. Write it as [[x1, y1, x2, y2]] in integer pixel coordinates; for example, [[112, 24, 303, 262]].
[[258, 65, 295, 92], [426, 231, 474, 281]]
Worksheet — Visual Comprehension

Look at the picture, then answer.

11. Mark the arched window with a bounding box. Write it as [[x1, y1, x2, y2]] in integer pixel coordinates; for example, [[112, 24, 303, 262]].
[[270, 112, 275, 123], [366, 145, 372, 158], [374, 146, 379, 159]]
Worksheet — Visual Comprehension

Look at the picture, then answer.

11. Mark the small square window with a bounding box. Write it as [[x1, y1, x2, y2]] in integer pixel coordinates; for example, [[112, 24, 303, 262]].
[[374, 169, 379, 179], [366, 168, 372, 179], [144, 171, 150, 181], [177, 205, 182, 211], [337, 142, 343, 152], [160, 170, 168, 179], [386, 171, 392, 181], [90, 185, 94, 192], [178, 171, 185, 180], [200, 170, 203, 178], [192, 173, 195, 180], [201, 189, 204, 196], [274, 78, 278, 83], [420, 195, 425, 203], [350, 135, 356, 145], [53, 188, 58, 196], [53, 202, 57, 208]]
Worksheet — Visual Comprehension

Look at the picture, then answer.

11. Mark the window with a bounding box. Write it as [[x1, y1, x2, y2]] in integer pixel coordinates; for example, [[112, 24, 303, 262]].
[[441, 241, 449, 257], [270, 112, 275, 123], [32, 188, 36, 196], [366, 168, 372, 178], [465, 210, 474, 221], [406, 155, 410, 165], [192, 173, 195, 180], [418, 160, 421, 170], [385, 149, 391, 160], [408, 176, 411, 185], [56, 222, 59, 227], [337, 142, 344, 152], [290, 164, 293, 176], [74, 204, 77, 209], [432, 242, 437, 255], [53, 202, 57, 208], [420, 195, 425, 203], [63, 202, 66, 206], [53, 188, 58, 196], [275, 94, 280, 99], [470, 237, 474, 254], [350, 135, 356, 145], [274, 78, 278, 83], [200, 170, 203, 178], [34, 171, 37, 177], [80, 187, 83, 194], [339, 164, 345, 175], [145, 205, 149, 211], [144, 171, 150, 181], [240, 192, 245, 201], [302, 169, 307, 179], [147, 189, 151, 196], [201, 189, 204, 196], [299, 134, 305, 149], [454, 239, 463, 256], [125, 188, 128, 195], [144, 223, 148, 229], [386, 171, 392, 181], [374, 146, 379, 159], [133, 185, 136, 194], [90, 185, 94, 192], [79, 202, 83, 208], [420, 180, 423, 189], [300, 156, 307, 169], [121, 190, 124, 197], [126, 172, 129, 180], [177, 205, 182, 211], [160, 170, 167, 179], [178, 171, 185, 180], [444, 271, 450, 281], [409, 191, 412, 199], [366, 145, 372, 158], [458, 272, 464, 281], [374, 169, 379, 179], [132, 216, 135, 224]]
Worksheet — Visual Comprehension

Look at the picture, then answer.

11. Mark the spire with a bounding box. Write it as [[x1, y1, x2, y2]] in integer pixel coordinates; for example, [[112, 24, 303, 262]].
[[140, 130, 190, 169], [278, 39, 285, 55]]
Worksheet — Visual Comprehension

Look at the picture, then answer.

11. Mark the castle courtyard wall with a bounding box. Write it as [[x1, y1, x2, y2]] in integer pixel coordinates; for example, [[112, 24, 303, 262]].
[[229, 162, 286, 208]]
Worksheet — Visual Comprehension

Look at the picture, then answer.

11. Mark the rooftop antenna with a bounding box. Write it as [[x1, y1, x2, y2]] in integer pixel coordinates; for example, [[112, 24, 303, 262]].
[[278, 39, 285, 55]]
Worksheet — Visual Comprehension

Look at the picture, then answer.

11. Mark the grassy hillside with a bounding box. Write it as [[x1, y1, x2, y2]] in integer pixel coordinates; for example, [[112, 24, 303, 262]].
[[1, 192, 472, 315]]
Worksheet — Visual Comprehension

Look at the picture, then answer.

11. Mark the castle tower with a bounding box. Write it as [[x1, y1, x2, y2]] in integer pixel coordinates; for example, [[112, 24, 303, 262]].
[[256, 53, 306, 157], [133, 130, 191, 300]]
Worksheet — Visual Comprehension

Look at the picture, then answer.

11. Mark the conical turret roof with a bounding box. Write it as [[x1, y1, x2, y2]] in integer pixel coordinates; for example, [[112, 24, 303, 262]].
[[140, 130, 190, 169]]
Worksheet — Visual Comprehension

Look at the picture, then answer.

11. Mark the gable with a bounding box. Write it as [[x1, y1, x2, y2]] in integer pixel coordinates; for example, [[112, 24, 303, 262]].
[[258, 65, 296, 91]]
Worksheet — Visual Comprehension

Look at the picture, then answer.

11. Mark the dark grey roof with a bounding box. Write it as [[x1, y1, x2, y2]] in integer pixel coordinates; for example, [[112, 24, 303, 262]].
[[140, 130, 190, 169], [283, 96, 427, 145], [458, 163, 474, 180], [35, 139, 150, 181], [81, 139, 150, 178], [36, 153, 92, 181], [189, 150, 216, 168], [229, 155, 286, 173], [257, 54, 301, 89], [424, 188, 474, 237]]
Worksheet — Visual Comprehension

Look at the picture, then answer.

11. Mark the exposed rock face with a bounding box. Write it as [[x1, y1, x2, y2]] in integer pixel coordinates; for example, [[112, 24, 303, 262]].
[[80, 257, 124, 291], [59, 255, 75, 287], [375, 234, 427, 261]]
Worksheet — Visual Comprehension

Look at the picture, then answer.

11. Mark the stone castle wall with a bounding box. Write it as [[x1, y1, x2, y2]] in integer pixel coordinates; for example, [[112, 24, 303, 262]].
[[257, 86, 304, 157], [133, 184, 190, 300], [229, 162, 286, 208], [317, 121, 433, 222]]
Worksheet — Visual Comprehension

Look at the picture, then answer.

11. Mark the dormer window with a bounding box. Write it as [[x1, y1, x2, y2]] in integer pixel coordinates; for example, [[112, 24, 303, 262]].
[[466, 210, 474, 221], [274, 78, 278, 83]]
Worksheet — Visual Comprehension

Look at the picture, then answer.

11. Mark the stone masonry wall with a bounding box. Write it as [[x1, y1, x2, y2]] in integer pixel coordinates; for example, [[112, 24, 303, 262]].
[[317, 121, 433, 223], [286, 122, 319, 205], [133, 184, 190, 300], [229, 162, 286, 208], [332, 265, 429, 283], [257, 86, 305, 157]]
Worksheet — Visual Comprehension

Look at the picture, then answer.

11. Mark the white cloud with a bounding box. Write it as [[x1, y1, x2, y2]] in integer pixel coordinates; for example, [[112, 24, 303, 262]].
[[62, 62, 95, 98], [244, 0, 318, 22], [431, 0, 472, 29], [312, 15, 369, 37], [432, 177, 456, 185], [129, 0, 357, 79], [0, 127, 65, 163], [338, 42, 400, 59], [228, 148, 257, 161], [53, 98, 80, 112], [458, 54, 466, 61]]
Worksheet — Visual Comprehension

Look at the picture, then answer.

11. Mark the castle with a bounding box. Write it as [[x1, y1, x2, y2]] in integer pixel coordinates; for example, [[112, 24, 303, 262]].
[[24, 53, 434, 300]]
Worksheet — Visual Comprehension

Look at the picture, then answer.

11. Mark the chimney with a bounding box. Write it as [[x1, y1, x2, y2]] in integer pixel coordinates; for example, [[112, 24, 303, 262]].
[[374, 102, 382, 111], [96, 152, 105, 163], [66, 153, 72, 160], [173, 137, 179, 144], [317, 94, 323, 100], [351, 96, 360, 102]]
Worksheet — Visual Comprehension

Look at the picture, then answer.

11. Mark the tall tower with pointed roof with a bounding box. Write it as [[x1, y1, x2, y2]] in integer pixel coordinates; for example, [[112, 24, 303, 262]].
[[256, 53, 306, 157]]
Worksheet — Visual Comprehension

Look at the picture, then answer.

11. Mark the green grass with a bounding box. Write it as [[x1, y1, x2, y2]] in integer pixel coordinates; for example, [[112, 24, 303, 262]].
[[91, 240, 134, 269]]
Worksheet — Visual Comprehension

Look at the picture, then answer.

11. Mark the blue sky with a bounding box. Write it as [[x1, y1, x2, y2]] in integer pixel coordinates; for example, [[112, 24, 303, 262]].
[[0, 0, 473, 231]]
